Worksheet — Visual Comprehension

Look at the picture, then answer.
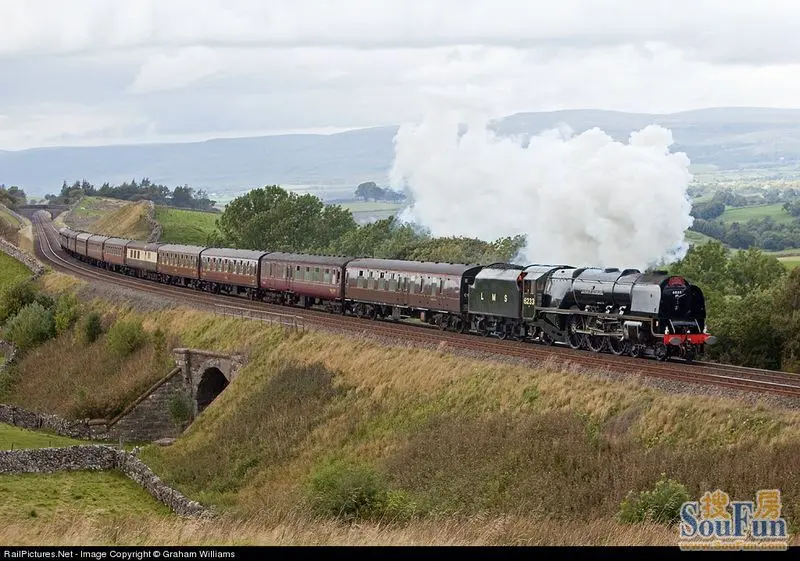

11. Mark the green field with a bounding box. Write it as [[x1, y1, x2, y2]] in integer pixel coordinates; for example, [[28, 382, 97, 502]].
[[720, 203, 796, 225], [0, 423, 86, 450], [340, 201, 405, 213], [778, 256, 800, 270], [0, 252, 31, 288], [0, 470, 172, 522], [154, 207, 221, 245], [685, 230, 718, 246]]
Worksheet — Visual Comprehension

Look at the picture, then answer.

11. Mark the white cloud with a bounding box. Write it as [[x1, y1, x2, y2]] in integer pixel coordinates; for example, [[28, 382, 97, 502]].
[[2, 1, 800, 149], [129, 47, 224, 93], [4, 0, 800, 62]]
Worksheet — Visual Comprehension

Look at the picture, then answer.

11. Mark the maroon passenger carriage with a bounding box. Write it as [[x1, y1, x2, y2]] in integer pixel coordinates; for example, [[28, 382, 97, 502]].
[[157, 244, 204, 287], [74, 232, 92, 260], [86, 234, 109, 265], [101, 237, 129, 271], [200, 248, 267, 296], [258, 253, 351, 310], [58, 227, 77, 254], [343, 259, 482, 329]]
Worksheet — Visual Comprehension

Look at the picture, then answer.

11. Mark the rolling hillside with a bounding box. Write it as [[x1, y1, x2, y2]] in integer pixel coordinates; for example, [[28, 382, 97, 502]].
[[5, 108, 800, 198]]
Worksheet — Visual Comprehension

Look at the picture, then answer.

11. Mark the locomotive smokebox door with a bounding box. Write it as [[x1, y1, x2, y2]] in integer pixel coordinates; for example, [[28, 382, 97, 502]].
[[468, 264, 524, 319]]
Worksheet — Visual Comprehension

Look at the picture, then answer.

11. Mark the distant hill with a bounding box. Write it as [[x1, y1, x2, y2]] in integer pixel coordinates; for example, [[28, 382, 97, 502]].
[[4, 107, 800, 198]]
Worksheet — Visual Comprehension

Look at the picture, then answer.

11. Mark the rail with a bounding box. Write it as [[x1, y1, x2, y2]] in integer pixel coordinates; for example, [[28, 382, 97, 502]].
[[212, 303, 305, 332]]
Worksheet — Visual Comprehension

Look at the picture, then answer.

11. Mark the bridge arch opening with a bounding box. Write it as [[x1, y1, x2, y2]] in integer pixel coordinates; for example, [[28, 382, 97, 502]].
[[196, 367, 229, 414]]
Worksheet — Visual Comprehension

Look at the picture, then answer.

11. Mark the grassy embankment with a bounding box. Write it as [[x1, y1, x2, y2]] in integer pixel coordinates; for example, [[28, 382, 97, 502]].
[[0, 205, 34, 254], [59, 196, 152, 240], [0, 252, 31, 287], [57, 197, 222, 246], [2, 275, 800, 544]]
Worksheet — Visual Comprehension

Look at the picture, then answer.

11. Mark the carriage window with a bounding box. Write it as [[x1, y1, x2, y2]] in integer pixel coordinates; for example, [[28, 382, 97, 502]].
[[335, 270, 341, 284], [323, 268, 331, 283]]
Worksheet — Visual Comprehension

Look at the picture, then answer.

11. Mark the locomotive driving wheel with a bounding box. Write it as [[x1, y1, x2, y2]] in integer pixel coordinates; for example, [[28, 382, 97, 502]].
[[608, 336, 627, 356], [585, 334, 606, 353], [567, 316, 585, 349]]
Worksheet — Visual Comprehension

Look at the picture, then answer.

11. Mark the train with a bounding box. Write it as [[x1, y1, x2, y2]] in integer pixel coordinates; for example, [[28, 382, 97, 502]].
[[58, 227, 716, 363]]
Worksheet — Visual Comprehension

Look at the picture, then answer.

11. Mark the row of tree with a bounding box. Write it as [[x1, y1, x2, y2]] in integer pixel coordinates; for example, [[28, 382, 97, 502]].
[[691, 216, 800, 250], [213, 185, 525, 264], [46, 179, 217, 211], [0, 185, 26, 208], [669, 242, 798, 371]]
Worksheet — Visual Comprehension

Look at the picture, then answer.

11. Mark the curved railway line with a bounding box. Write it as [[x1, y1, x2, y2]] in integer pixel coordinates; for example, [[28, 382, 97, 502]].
[[30, 211, 800, 400]]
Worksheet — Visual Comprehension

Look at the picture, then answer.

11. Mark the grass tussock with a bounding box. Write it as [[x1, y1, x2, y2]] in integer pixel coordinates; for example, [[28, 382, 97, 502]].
[[0, 512, 683, 546], [38, 271, 86, 295]]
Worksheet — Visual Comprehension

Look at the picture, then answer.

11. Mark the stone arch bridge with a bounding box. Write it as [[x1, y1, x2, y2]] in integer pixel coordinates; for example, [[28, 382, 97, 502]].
[[172, 348, 245, 417]]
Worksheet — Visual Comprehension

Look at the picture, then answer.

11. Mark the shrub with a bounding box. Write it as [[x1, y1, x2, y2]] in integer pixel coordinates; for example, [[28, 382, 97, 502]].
[[168, 392, 193, 428], [0, 279, 37, 324], [5, 302, 55, 353], [33, 293, 55, 311], [106, 319, 148, 358], [54, 293, 80, 335], [81, 311, 103, 343], [307, 461, 388, 520], [306, 460, 417, 521], [619, 474, 691, 524]]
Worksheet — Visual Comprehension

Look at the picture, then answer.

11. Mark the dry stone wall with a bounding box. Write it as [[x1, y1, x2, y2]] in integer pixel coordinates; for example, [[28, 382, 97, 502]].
[[0, 403, 109, 440], [144, 200, 162, 243], [0, 340, 16, 376], [0, 445, 210, 517]]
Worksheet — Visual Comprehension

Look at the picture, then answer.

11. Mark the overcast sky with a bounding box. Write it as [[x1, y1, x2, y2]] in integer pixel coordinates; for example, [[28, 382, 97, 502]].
[[2, 0, 800, 151]]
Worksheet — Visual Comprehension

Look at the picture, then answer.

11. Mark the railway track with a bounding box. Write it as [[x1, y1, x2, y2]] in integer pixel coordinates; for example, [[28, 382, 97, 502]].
[[31, 211, 800, 400]]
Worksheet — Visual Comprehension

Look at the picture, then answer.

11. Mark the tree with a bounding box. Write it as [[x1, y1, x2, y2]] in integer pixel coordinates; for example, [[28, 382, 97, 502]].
[[0, 185, 26, 208], [670, 241, 730, 294], [217, 185, 358, 252], [355, 181, 379, 201], [727, 247, 785, 297], [354, 182, 405, 202]]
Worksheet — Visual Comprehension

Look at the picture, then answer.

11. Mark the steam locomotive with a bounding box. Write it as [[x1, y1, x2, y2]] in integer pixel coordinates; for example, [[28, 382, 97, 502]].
[[59, 227, 715, 362]]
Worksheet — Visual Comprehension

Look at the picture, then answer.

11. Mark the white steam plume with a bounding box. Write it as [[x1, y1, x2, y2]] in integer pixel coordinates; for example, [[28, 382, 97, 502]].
[[389, 108, 694, 271]]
